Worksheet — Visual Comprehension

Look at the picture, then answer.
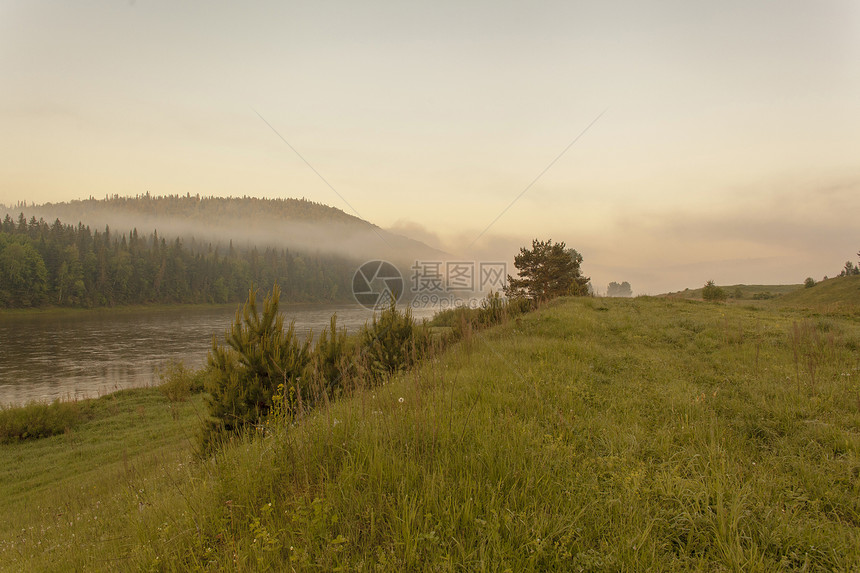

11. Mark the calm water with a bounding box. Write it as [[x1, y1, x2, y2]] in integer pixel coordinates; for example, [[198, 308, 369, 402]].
[[0, 303, 437, 407]]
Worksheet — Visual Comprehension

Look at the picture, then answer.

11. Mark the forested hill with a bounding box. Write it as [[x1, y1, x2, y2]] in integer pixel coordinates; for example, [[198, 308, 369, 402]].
[[16, 194, 367, 227], [6, 194, 446, 264], [0, 214, 354, 309]]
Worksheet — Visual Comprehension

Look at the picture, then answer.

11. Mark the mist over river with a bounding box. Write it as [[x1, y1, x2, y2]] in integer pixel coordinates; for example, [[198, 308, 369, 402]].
[[0, 303, 437, 407]]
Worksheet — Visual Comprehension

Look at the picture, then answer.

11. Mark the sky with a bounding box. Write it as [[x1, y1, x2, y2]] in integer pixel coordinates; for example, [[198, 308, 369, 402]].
[[1, 1, 859, 294]]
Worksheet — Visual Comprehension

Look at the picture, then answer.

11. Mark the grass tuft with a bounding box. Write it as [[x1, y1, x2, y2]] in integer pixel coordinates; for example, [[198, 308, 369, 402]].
[[0, 399, 92, 442], [158, 360, 207, 403]]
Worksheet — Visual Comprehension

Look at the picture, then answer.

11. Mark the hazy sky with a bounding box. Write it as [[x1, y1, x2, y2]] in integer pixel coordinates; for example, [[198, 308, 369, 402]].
[[2, 1, 859, 294]]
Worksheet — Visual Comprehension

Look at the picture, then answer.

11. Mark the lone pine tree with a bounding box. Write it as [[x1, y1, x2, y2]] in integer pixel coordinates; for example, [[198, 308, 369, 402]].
[[504, 239, 589, 302]]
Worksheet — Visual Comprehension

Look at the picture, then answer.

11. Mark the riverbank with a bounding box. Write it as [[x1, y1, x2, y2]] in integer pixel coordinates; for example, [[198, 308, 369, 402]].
[[2, 296, 860, 570], [0, 301, 441, 408], [0, 299, 339, 318], [0, 387, 206, 570]]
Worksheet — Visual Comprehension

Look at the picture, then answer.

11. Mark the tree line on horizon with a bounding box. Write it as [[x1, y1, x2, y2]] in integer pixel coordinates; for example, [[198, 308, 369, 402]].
[[0, 214, 354, 309], [7, 192, 367, 227]]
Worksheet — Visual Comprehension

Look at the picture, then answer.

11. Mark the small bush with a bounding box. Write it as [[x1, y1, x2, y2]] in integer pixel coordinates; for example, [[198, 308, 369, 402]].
[[478, 290, 506, 325], [804, 277, 816, 288], [158, 361, 207, 402], [359, 303, 429, 382], [305, 314, 355, 401], [702, 280, 727, 302], [752, 292, 776, 300], [0, 400, 91, 442], [428, 306, 474, 328], [506, 295, 534, 317]]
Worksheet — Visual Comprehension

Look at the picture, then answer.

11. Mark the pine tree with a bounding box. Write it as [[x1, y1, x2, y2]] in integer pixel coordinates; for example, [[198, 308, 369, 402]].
[[202, 283, 311, 451], [309, 314, 352, 399], [359, 303, 427, 382], [504, 239, 589, 302]]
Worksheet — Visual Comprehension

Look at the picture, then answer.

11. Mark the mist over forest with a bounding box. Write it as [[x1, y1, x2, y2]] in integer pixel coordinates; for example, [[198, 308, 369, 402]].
[[0, 194, 450, 309], [4, 194, 447, 266]]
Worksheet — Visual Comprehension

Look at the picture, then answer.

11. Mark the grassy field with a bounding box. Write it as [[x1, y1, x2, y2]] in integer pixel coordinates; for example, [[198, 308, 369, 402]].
[[663, 283, 804, 301], [0, 390, 207, 571], [2, 285, 860, 570], [777, 275, 860, 314]]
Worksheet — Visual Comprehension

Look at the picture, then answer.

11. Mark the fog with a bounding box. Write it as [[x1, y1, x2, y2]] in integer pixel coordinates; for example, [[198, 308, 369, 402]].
[[5, 172, 858, 298], [4, 204, 449, 269]]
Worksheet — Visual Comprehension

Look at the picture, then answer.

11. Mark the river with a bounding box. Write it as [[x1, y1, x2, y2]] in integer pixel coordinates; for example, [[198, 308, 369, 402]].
[[0, 303, 438, 407]]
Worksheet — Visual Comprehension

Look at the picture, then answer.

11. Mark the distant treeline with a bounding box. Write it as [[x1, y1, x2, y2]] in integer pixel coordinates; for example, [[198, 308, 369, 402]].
[[0, 214, 355, 308], [8, 192, 367, 226]]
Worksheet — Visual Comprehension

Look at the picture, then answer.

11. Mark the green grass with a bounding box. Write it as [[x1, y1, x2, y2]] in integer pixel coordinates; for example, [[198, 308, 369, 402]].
[[777, 274, 860, 314], [0, 389, 207, 571], [0, 399, 94, 442], [664, 283, 803, 301], [3, 296, 860, 570]]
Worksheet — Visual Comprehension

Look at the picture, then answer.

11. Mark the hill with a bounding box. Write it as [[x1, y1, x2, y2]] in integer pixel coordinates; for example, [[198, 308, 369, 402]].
[[663, 283, 803, 301], [776, 274, 860, 313], [4, 194, 447, 265], [3, 296, 860, 570], [662, 276, 860, 315], [9, 194, 366, 227], [0, 194, 450, 308]]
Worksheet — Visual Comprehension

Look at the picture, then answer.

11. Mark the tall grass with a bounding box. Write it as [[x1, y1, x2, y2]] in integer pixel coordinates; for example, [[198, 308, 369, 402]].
[[0, 399, 92, 442], [158, 360, 208, 403], [3, 296, 860, 570], [0, 388, 207, 572]]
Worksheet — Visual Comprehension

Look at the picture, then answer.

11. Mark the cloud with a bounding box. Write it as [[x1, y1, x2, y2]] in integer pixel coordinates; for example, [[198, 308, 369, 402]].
[[587, 178, 860, 292], [386, 176, 860, 296]]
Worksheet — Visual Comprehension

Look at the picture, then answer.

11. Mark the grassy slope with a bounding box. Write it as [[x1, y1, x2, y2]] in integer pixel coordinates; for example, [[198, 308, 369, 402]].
[[664, 284, 803, 301], [3, 297, 860, 571], [0, 390, 207, 571], [776, 274, 860, 314]]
